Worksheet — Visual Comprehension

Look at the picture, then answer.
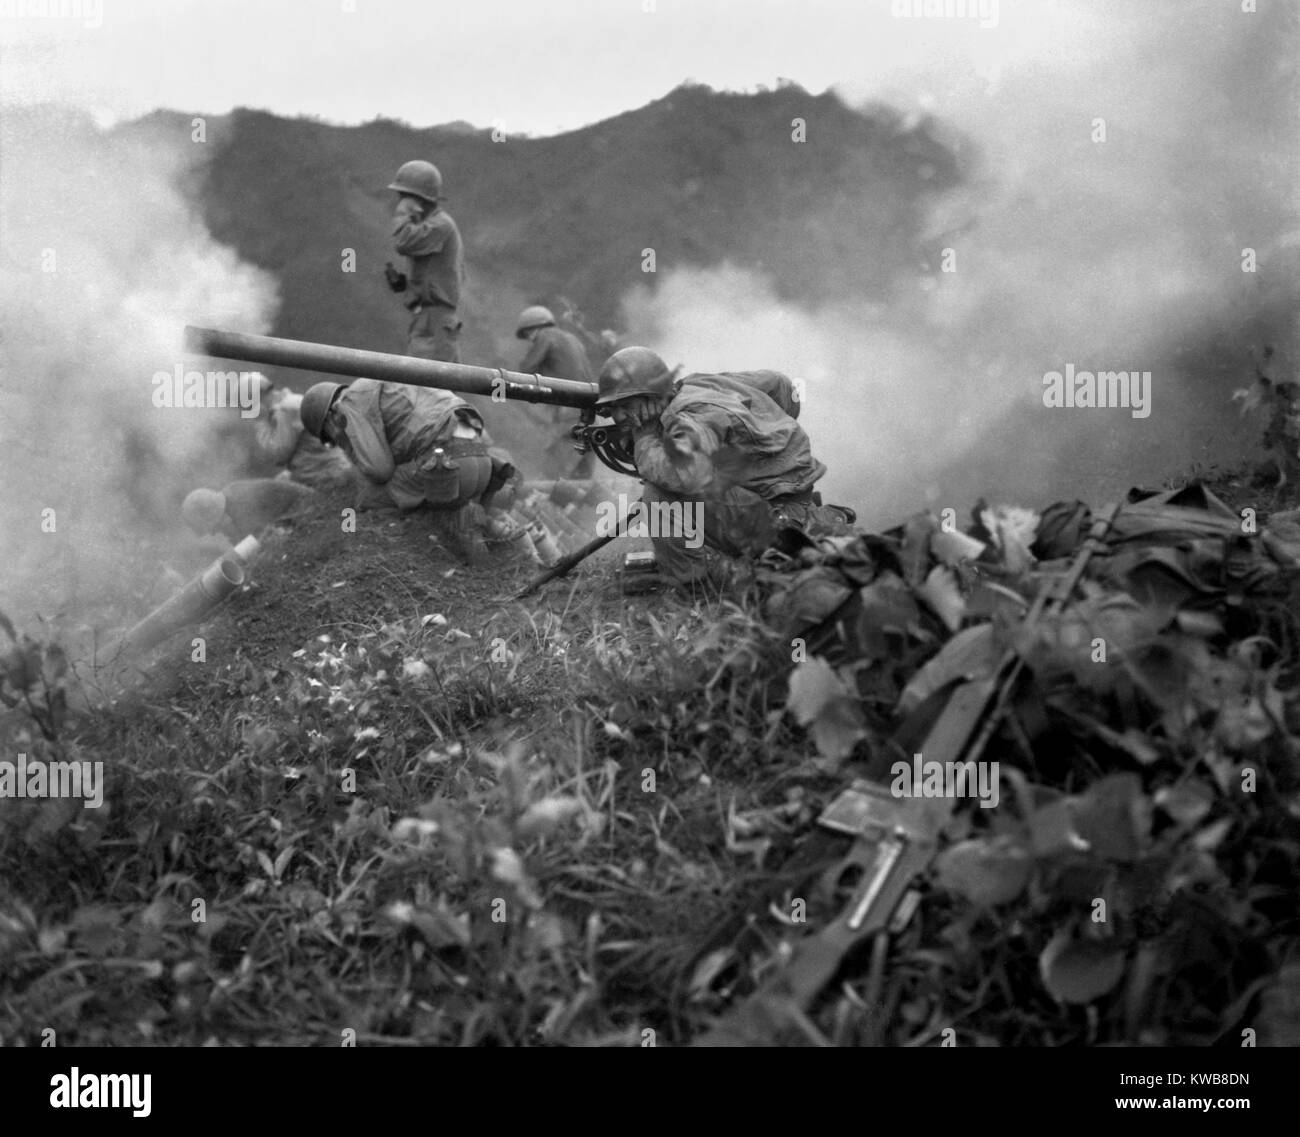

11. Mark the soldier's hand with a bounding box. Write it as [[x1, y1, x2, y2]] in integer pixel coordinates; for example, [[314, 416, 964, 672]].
[[384, 262, 408, 292]]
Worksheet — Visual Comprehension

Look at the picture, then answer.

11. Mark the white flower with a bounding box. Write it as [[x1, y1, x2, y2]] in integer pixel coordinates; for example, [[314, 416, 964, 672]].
[[354, 727, 381, 742], [402, 658, 431, 680]]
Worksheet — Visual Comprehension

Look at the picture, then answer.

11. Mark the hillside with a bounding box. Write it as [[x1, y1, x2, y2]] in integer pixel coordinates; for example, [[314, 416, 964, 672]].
[[132, 84, 960, 379]]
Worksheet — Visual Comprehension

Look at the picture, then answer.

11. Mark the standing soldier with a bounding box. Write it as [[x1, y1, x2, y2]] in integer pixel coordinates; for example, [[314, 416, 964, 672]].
[[593, 347, 850, 589], [516, 305, 597, 476], [383, 160, 465, 363]]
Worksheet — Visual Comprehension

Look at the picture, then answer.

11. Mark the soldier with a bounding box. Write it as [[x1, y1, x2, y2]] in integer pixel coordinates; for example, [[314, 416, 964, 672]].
[[515, 305, 597, 476], [181, 479, 315, 547], [299, 377, 523, 566], [383, 160, 465, 363], [593, 347, 849, 588]]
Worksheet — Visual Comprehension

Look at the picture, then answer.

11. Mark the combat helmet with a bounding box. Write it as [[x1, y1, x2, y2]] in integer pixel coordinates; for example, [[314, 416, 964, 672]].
[[595, 347, 675, 406], [515, 305, 556, 338], [388, 160, 443, 203], [301, 381, 346, 441]]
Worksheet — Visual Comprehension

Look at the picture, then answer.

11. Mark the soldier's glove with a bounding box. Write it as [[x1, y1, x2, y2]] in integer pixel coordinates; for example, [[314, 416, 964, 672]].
[[384, 262, 408, 293]]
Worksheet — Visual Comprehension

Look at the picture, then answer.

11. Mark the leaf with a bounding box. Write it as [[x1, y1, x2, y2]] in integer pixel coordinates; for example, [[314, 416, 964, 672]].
[[786, 658, 866, 762], [934, 836, 1032, 906], [1192, 817, 1233, 852], [930, 528, 986, 567], [1026, 798, 1089, 857], [1071, 773, 1150, 862], [899, 624, 997, 714], [1154, 783, 1213, 827], [273, 846, 295, 879], [855, 573, 921, 659], [1039, 930, 1126, 1004], [1256, 962, 1300, 1046], [916, 566, 965, 632]]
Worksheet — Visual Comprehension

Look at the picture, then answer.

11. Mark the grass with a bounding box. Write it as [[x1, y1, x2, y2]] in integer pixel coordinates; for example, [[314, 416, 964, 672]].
[[0, 555, 819, 1046], [1, 455, 1298, 1047]]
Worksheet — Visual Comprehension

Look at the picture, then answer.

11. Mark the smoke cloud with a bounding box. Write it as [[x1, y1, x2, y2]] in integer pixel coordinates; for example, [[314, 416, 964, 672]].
[[0, 107, 279, 635], [619, 0, 1299, 527]]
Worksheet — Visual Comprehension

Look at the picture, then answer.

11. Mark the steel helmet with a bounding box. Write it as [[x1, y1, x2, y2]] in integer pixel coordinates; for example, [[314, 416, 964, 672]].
[[301, 381, 346, 441], [515, 305, 556, 338], [388, 160, 443, 203], [595, 347, 675, 406], [181, 488, 227, 535]]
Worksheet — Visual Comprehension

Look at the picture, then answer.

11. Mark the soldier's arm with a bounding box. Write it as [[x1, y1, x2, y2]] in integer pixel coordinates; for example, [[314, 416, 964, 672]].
[[333, 404, 396, 484], [632, 408, 723, 496], [392, 196, 450, 257]]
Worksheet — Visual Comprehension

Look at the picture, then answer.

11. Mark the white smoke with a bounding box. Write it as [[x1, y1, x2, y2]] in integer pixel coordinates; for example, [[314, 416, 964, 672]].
[[619, 0, 1298, 527], [0, 106, 279, 631]]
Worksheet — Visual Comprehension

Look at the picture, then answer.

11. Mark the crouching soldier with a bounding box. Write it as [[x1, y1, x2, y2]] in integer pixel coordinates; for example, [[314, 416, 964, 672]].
[[299, 377, 522, 566], [593, 347, 850, 589]]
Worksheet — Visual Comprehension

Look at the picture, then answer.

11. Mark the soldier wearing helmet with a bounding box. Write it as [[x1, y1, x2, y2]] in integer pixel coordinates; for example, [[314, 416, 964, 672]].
[[181, 479, 315, 547], [595, 347, 846, 588], [300, 377, 524, 566], [250, 374, 355, 489], [384, 160, 466, 363], [515, 304, 597, 475]]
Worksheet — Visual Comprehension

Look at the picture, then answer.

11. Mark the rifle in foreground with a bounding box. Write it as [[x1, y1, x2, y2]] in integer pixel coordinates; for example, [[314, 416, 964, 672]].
[[690, 502, 1122, 1046], [513, 498, 644, 600]]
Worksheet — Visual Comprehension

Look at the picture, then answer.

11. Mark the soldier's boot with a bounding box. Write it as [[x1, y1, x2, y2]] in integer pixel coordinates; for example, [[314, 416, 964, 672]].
[[431, 504, 491, 567]]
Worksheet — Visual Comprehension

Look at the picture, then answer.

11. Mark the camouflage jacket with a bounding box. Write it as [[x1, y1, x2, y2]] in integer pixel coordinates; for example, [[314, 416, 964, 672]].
[[632, 372, 827, 501], [333, 378, 482, 508]]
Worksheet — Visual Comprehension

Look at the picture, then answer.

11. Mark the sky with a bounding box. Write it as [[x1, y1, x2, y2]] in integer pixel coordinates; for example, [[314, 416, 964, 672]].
[[0, 0, 1091, 134]]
